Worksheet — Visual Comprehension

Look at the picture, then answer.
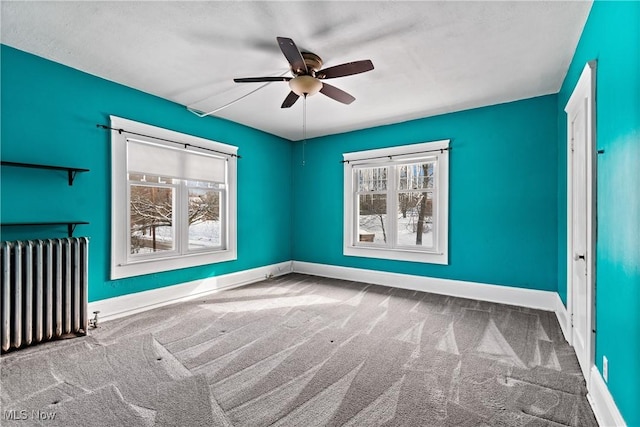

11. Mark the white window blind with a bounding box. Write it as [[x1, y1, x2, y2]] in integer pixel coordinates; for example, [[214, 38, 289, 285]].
[[127, 138, 227, 183]]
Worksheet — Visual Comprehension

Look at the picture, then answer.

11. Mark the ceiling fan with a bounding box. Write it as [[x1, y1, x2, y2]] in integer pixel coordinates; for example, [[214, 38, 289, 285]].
[[233, 37, 374, 108]]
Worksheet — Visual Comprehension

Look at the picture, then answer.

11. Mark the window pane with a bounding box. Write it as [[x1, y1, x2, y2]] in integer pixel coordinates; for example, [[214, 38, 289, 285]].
[[357, 167, 387, 191], [128, 173, 175, 184], [186, 180, 221, 189], [130, 185, 175, 254], [358, 193, 387, 243], [188, 188, 222, 250], [397, 191, 434, 248], [398, 162, 434, 190]]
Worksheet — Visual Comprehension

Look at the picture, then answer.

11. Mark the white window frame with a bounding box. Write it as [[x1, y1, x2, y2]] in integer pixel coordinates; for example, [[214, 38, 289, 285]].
[[343, 140, 449, 265], [110, 116, 237, 279]]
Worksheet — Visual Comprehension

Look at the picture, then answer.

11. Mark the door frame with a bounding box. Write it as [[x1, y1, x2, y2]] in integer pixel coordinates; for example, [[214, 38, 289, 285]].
[[565, 60, 597, 384]]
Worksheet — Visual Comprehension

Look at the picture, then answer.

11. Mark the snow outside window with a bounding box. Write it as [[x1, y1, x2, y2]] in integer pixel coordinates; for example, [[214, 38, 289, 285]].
[[110, 116, 237, 279], [343, 140, 449, 265]]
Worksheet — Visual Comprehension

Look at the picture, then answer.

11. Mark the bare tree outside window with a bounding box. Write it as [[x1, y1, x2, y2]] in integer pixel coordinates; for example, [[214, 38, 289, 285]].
[[359, 193, 387, 243], [187, 186, 222, 250], [130, 184, 175, 254], [397, 162, 434, 247], [356, 167, 388, 243]]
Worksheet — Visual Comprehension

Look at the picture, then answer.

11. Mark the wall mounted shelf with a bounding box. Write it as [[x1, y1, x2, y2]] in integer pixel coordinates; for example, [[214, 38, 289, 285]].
[[1, 161, 90, 185], [1, 222, 90, 238], [2, 160, 90, 238]]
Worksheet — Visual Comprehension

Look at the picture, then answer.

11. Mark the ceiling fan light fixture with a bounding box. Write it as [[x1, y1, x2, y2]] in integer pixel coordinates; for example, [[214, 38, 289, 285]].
[[289, 75, 322, 97]]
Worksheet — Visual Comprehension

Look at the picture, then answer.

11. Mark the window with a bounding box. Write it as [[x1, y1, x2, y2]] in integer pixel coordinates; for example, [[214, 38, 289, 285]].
[[110, 116, 237, 279], [343, 140, 449, 264]]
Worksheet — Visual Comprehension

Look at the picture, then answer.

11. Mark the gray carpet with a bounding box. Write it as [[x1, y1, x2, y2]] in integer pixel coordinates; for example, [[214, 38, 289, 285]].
[[0, 273, 598, 426]]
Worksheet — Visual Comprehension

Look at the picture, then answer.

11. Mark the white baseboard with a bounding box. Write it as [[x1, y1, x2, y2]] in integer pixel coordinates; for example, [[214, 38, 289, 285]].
[[291, 261, 557, 312], [89, 261, 292, 322], [588, 366, 627, 427], [554, 293, 571, 344]]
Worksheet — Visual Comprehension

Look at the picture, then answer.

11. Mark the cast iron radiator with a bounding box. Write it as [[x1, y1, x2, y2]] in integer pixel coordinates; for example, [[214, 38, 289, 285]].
[[1, 237, 89, 353]]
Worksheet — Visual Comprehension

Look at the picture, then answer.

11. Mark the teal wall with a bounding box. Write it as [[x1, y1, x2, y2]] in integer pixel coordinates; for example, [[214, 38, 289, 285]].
[[0, 45, 293, 302], [291, 95, 559, 291], [557, 1, 640, 425]]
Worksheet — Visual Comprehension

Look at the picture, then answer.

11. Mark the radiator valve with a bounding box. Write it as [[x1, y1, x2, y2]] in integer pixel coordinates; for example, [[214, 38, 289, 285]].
[[89, 311, 100, 329]]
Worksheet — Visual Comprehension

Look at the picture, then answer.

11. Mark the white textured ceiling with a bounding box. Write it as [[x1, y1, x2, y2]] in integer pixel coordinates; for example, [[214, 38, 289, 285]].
[[1, 1, 592, 141]]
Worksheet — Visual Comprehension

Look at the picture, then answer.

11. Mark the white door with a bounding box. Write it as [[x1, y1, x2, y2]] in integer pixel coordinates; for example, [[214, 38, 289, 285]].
[[566, 62, 596, 382], [570, 101, 589, 376]]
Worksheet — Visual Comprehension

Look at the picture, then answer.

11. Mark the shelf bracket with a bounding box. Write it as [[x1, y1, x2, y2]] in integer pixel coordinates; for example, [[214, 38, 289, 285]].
[[68, 170, 76, 186], [68, 223, 77, 237]]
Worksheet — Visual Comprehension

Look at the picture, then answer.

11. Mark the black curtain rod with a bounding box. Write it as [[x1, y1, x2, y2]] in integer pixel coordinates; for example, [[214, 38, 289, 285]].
[[341, 146, 451, 164], [96, 124, 241, 159]]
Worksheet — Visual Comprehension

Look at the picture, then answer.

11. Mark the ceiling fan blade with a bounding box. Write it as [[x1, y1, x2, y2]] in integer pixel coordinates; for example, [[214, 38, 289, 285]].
[[277, 37, 308, 75], [281, 91, 300, 108], [234, 77, 292, 83], [317, 60, 374, 79], [320, 83, 355, 105]]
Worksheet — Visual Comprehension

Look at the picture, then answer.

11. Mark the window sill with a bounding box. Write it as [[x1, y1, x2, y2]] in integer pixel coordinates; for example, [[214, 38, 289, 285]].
[[343, 245, 448, 265], [111, 249, 237, 280]]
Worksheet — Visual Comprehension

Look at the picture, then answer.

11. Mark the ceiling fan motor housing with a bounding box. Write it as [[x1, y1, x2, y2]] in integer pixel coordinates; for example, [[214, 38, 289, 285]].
[[300, 52, 323, 74]]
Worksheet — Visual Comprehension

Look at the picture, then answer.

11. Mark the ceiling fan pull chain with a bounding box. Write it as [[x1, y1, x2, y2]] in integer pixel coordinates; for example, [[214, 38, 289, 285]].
[[302, 94, 307, 167]]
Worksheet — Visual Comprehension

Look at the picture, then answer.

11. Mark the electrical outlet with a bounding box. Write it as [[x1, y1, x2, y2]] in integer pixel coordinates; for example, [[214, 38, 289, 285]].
[[603, 356, 608, 382]]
